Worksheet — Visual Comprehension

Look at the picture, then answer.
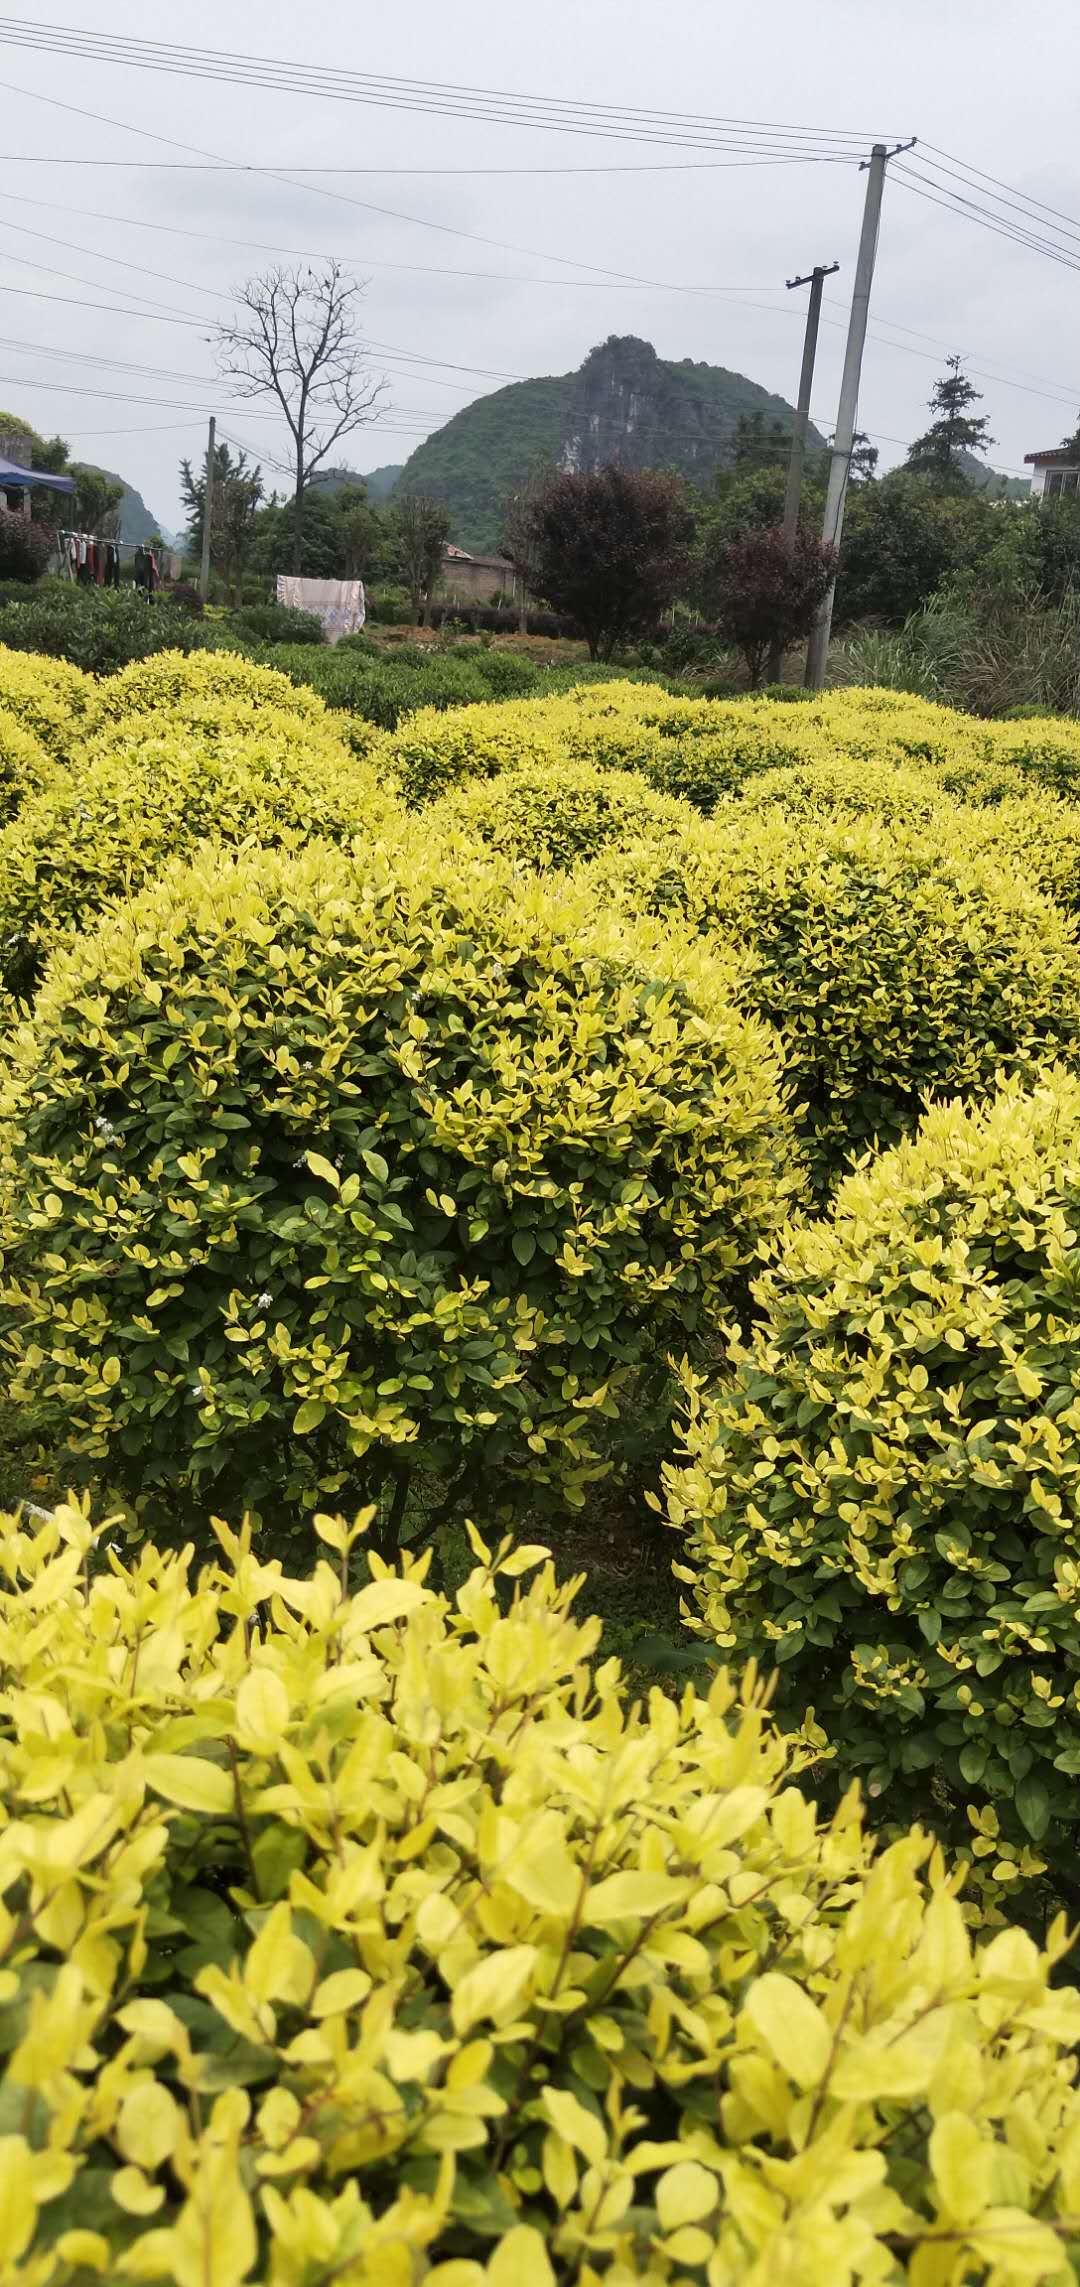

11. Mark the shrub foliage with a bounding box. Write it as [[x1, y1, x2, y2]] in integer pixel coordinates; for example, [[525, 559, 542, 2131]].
[[0, 840, 803, 1531], [4, 1498, 1080, 2284], [667, 1072, 1080, 1886]]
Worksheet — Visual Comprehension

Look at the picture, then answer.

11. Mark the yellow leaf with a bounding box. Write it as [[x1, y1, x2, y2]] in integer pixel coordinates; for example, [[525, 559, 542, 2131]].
[[234, 1670, 290, 1751], [743, 1972, 832, 2089], [112, 2167, 166, 2217], [451, 1946, 538, 2036], [143, 1754, 233, 1816], [55, 2233, 110, 2273], [542, 2086, 606, 2168], [587, 1870, 688, 1923], [305, 1151, 340, 1191], [930, 2113, 993, 2227], [487, 2228, 556, 2287], [244, 1903, 313, 2009], [117, 2084, 183, 2171], [309, 1968, 373, 2017], [347, 1577, 429, 1633], [656, 2159, 719, 2231]]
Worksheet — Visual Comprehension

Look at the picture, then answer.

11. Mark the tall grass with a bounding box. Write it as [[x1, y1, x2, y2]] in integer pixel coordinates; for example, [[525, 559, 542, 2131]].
[[832, 590, 1080, 717]]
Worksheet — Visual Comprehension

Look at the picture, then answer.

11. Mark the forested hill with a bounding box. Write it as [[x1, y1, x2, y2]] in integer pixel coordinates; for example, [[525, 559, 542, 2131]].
[[394, 335, 822, 551]]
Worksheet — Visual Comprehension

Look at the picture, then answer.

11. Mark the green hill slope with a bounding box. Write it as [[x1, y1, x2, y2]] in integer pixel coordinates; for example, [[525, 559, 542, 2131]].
[[394, 336, 822, 550]]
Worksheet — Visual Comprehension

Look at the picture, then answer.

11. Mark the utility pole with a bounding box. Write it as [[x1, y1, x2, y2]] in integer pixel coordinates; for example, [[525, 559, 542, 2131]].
[[198, 413, 215, 603], [805, 138, 915, 689], [766, 259, 838, 683]]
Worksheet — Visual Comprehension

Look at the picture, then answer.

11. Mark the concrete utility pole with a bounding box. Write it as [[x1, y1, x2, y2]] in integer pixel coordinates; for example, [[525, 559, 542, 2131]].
[[805, 139, 915, 690], [765, 259, 838, 683], [198, 413, 215, 603]]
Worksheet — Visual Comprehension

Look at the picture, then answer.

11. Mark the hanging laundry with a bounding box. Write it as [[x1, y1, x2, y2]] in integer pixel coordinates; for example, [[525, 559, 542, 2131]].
[[276, 575, 365, 644]]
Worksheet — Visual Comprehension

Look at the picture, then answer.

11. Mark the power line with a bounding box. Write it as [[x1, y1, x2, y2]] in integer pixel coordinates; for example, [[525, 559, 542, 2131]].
[[0, 22, 900, 154], [0, 152, 858, 176], [0, 73, 832, 296], [921, 142, 1080, 242], [0, 183, 790, 296], [892, 165, 1080, 276], [912, 150, 1080, 253]]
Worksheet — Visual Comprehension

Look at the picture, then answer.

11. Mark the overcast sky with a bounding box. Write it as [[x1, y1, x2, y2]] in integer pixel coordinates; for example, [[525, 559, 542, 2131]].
[[0, 0, 1076, 534]]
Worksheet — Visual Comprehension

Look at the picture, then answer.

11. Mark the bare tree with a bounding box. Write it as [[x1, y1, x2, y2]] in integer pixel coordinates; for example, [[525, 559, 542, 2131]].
[[215, 263, 385, 573]]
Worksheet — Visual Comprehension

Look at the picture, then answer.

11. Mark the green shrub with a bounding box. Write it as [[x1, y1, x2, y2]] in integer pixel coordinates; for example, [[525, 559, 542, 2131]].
[[0, 718, 402, 1004], [667, 1071, 1080, 1891], [0, 588, 218, 674], [231, 601, 325, 646], [0, 840, 804, 1534], [0, 641, 95, 760], [584, 810, 1080, 1196], [427, 758, 694, 870], [7, 1500, 1080, 2284]]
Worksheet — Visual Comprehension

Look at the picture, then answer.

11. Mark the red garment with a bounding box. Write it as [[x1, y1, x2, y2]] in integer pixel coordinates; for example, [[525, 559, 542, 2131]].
[[93, 539, 105, 586]]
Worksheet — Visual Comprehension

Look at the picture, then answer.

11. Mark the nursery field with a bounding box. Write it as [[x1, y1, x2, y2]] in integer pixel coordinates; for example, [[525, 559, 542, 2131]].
[[6, 644, 1080, 2280]]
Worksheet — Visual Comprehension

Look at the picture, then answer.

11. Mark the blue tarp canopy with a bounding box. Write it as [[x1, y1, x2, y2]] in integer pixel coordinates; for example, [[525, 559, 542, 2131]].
[[0, 455, 74, 496]]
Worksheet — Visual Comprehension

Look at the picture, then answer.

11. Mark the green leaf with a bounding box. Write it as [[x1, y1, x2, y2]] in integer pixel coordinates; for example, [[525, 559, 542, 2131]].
[[512, 1230, 536, 1267], [292, 1399, 327, 1435], [1016, 1774, 1051, 1842]]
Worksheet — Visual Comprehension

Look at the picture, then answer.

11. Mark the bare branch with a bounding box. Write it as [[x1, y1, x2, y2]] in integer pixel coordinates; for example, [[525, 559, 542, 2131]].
[[214, 262, 388, 572]]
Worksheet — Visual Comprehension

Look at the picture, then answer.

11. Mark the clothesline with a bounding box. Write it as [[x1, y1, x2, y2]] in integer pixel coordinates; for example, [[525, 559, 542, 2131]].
[[57, 530, 162, 592]]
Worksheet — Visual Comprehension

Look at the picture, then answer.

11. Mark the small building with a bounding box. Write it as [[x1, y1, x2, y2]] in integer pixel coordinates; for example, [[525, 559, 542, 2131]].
[[438, 543, 518, 608], [1024, 441, 1080, 501]]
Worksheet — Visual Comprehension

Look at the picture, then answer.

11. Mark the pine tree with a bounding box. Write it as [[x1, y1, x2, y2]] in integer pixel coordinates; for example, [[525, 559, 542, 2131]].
[[905, 355, 995, 488]]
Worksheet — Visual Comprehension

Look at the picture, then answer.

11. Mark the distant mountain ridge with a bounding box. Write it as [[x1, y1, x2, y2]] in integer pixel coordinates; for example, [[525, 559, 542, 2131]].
[[82, 466, 165, 546], [393, 335, 825, 550]]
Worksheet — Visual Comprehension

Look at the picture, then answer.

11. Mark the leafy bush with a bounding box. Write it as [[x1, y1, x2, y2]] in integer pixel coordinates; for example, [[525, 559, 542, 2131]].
[[161, 578, 205, 617], [0, 588, 217, 674], [0, 506, 53, 582], [7, 1498, 1080, 2286], [729, 754, 948, 827], [668, 1071, 1080, 1891], [0, 641, 95, 760], [232, 601, 325, 646], [703, 523, 837, 687], [0, 840, 804, 1533], [85, 646, 330, 736], [979, 714, 1080, 795], [0, 717, 402, 1003], [584, 810, 1080, 1196], [0, 709, 55, 822], [964, 790, 1080, 914], [427, 758, 694, 870]]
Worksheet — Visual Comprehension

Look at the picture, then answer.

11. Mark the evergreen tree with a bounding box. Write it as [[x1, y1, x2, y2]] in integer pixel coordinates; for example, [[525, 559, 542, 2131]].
[[905, 356, 994, 488]]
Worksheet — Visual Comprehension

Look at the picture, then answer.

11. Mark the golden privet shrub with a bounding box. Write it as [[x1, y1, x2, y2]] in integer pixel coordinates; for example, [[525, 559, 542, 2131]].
[[85, 645, 331, 736], [963, 790, 1080, 916], [426, 758, 694, 871], [584, 809, 1080, 1197], [0, 721, 402, 1004], [726, 754, 949, 827], [667, 1071, 1080, 1885], [0, 641, 94, 761], [0, 708, 55, 823], [0, 839, 804, 1528], [4, 1499, 1080, 2287]]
